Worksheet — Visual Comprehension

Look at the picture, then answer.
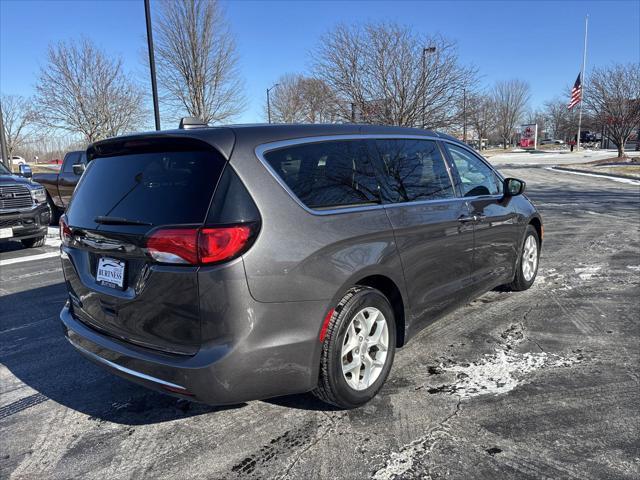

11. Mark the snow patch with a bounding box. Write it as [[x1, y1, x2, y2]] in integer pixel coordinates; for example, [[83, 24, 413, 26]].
[[574, 265, 601, 280], [372, 426, 448, 480], [546, 167, 640, 185], [441, 350, 582, 399], [45, 237, 61, 248], [627, 265, 640, 272]]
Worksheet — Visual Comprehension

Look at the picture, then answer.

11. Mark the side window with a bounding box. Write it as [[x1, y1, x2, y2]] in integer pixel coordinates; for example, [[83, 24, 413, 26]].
[[446, 144, 502, 197], [371, 139, 454, 203], [62, 153, 80, 173], [263, 140, 380, 210]]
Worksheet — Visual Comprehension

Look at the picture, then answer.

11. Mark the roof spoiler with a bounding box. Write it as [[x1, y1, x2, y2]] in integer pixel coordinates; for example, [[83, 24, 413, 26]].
[[179, 117, 208, 129]]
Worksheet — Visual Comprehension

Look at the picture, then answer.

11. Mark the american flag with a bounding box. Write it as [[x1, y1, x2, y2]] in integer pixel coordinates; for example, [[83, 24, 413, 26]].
[[568, 73, 582, 110]]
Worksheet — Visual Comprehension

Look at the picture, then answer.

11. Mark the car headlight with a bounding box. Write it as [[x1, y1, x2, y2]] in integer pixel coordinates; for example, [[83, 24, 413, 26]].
[[31, 187, 47, 204]]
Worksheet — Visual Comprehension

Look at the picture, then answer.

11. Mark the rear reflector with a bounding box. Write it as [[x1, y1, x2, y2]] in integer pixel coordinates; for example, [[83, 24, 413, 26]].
[[146, 225, 252, 265], [319, 308, 335, 342]]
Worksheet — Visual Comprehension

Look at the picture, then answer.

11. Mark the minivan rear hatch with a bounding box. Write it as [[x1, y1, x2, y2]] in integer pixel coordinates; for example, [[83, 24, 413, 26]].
[[61, 136, 229, 355]]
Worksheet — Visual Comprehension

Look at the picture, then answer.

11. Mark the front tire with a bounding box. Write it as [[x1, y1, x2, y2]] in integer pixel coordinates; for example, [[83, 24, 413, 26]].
[[46, 194, 60, 225], [313, 286, 396, 409], [506, 225, 540, 291], [21, 236, 46, 248]]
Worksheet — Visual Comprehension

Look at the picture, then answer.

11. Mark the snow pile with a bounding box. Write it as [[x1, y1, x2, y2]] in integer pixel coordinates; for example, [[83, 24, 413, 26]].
[[574, 265, 602, 281], [441, 349, 582, 399]]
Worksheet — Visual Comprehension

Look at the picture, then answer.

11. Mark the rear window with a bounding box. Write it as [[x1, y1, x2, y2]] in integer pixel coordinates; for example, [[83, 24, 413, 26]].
[[263, 140, 380, 210], [66, 150, 226, 227]]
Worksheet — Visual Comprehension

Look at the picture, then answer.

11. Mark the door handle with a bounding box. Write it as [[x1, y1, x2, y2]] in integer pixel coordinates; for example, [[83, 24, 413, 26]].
[[458, 215, 476, 223]]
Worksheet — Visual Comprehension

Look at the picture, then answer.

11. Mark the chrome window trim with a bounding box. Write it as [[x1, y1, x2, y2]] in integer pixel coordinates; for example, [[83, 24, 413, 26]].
[[69, 339, 187, 391], [254, 134, 477, 216]]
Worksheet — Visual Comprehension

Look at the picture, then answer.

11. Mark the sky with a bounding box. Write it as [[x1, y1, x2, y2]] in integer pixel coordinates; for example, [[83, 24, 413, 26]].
[[1, 0, 639, 127]]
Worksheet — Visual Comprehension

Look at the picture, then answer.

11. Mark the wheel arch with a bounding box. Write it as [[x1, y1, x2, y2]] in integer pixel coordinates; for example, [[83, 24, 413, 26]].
[[528, 215, 543, 244], [353, 274, 407, 348]]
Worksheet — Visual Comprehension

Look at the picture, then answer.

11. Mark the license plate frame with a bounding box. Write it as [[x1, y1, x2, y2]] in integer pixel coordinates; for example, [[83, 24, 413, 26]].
[[96, 257, 126, 290]]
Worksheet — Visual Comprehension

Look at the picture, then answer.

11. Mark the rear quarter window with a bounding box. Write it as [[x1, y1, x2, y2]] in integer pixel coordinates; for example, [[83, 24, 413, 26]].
[[263, 140, 380, 210]]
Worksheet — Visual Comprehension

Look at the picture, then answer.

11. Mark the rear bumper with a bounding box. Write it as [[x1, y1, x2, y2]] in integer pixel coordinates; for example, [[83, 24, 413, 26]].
[[60, 293, 328, 405], [0, 204, 49, 241]]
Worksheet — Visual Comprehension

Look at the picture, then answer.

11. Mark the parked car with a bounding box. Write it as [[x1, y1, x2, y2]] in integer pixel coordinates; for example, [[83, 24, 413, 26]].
[[0, 156, 27, 166], [33, 150, 86, 223], [59, 122, 542, 409], [0, 162, 50, 248]]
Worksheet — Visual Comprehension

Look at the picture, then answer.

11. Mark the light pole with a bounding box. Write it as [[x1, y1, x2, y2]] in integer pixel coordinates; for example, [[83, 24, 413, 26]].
[[267, 84, 279, 124], [144, 0, 161, 131], [0, 101, 9, 168], [421, 46, 436, 129], [462, 88, 467, 143]]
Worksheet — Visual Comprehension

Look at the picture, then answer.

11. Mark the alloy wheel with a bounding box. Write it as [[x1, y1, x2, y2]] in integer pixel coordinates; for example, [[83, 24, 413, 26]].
[[341, 307, 389, 391], [522, 235, 538, 281]]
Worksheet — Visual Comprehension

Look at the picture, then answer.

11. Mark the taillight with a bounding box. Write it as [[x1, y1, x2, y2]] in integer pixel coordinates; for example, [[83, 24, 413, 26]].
[[146, 228, 199, 264], [145, 225, 253, 265], [198, 226, 251, 264], [59, 215, 72, 246]]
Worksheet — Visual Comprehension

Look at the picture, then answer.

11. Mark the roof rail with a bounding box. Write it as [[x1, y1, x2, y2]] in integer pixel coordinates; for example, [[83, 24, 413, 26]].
[[178, 117, 208, 129]]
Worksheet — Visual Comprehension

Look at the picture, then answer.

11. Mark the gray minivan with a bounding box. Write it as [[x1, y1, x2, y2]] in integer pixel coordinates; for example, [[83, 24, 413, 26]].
[[59, 123, 542, 408]]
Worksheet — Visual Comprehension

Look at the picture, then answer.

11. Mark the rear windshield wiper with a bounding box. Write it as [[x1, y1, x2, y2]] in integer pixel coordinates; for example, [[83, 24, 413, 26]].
[[94, 216, 152, 226]]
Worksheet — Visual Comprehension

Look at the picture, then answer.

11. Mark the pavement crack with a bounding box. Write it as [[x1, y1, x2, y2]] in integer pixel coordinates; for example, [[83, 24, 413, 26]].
[[372, 397, 463, 480], [277, 415, 333, 480]]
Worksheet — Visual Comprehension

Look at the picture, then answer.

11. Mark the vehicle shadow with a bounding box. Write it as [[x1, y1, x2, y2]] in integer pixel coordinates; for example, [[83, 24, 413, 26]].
[[0, 240, 29, 253], [263, 392, 342, 412], [0, 283, 244, 425]]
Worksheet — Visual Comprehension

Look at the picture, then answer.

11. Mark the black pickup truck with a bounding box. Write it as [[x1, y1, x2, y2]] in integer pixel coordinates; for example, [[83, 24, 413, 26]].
[[0, 162, 50, 248], [33, 150, 86, 223]]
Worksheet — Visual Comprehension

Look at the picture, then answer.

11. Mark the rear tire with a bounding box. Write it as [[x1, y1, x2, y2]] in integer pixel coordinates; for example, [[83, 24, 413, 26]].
[[506, 225, 540, 291], [313, 286, 396, 409], [21, 236, 46, 248]]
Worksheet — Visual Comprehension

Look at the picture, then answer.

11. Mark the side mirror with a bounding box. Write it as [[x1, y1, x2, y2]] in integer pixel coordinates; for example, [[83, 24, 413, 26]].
[[504, 177, 526, 197], [72, 163, 86, 176], [19, 164, 32, 178]]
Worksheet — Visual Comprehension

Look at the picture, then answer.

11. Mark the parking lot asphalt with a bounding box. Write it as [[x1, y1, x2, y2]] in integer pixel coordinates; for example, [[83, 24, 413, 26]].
[[1, 165, 639, 479]]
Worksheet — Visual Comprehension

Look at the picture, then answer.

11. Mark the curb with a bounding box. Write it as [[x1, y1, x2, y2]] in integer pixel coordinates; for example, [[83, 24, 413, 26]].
[[551, 166, 640, 182]]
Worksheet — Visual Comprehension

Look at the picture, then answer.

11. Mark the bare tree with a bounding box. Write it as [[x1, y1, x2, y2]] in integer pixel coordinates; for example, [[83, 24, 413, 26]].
[[313, 23, 475, 128], [466, 93, 495, 149], [268, 74, 339, 123], [154, 0, 245, 124], [543, 98, 579, 141], [20, 133, 86, 163], [543, 98, 568, 139], [1, 94, 34, 162], [583, 63, 640, 157], [492, 79, 530, 148], [34, 38, 145, 143]]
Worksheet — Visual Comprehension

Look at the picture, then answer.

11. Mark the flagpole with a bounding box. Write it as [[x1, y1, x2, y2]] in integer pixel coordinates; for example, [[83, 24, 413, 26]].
[[577, 15, 588, 150]]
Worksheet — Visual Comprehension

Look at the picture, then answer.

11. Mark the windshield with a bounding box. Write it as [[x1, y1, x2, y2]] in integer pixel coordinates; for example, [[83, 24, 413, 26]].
[[0, 162, 11, 175], [66, 149, 226, 228]]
